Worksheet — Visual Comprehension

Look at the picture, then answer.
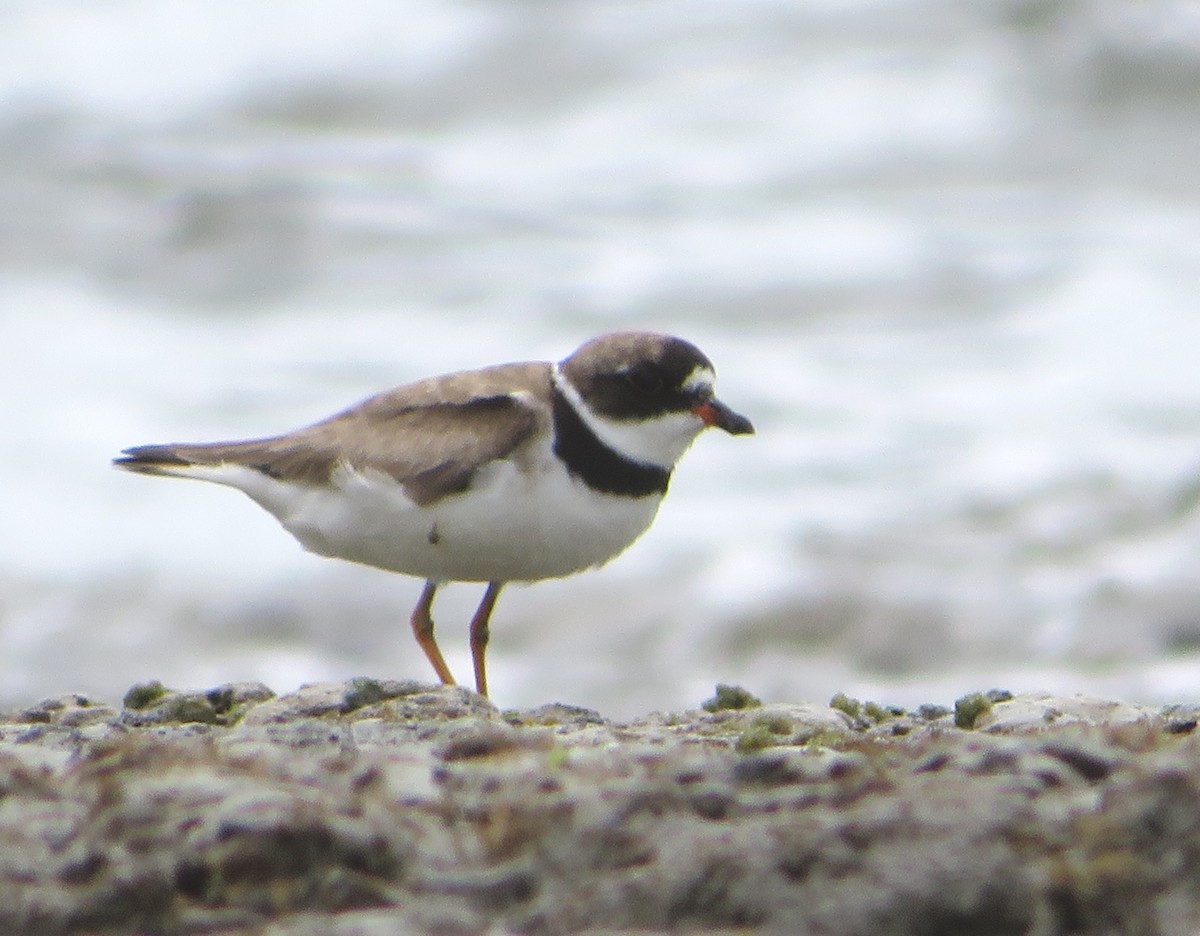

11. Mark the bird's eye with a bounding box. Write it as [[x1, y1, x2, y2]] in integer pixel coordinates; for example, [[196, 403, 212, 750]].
[[624, 365, 664, 393]]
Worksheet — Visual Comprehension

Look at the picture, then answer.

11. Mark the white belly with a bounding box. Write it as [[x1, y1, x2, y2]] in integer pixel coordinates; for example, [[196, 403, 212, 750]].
[[244, 456, 663, 583]]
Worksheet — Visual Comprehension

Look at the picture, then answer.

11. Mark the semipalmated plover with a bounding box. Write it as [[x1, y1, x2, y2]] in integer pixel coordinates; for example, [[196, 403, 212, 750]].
[[115, 331, 753, 696]]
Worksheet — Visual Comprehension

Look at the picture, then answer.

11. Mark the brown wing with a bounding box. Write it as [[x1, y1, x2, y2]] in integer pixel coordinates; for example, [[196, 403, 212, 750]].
[[115, 362, 551, 506]]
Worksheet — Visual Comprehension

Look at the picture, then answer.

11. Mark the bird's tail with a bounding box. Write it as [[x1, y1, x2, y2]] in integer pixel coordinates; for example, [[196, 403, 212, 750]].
[[112, 442, 268, 484]]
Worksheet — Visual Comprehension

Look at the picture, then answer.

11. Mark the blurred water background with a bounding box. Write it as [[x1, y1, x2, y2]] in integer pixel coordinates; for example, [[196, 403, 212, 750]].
[[3, 0, 1200, 718]]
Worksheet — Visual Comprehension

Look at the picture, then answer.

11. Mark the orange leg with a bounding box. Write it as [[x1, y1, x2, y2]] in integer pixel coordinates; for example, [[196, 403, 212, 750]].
[[468, 582, 503, 698], [410, 581, 456, 685]]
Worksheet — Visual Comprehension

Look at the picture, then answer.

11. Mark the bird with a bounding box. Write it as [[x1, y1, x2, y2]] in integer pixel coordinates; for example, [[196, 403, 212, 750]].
[[114, 331, 754, 697]]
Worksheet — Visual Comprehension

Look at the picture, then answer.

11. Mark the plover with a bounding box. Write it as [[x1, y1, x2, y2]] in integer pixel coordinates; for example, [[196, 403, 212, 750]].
[[114, 331, 753, 696]]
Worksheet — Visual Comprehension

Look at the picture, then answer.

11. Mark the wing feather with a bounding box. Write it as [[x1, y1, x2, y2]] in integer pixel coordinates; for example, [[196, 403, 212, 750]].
[[114, 362, 550, 506]]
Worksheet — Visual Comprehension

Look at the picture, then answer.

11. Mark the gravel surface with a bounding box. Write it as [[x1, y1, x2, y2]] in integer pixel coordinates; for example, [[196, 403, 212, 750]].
[[2, 679, 1199, 935]]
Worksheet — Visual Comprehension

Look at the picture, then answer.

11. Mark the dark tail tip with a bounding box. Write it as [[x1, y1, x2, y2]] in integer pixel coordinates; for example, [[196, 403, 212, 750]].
[[113, 445, 191, 470]]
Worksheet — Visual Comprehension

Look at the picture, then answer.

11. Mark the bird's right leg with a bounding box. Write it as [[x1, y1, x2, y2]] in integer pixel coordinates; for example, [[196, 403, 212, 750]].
[[410, 580, 456, 685]]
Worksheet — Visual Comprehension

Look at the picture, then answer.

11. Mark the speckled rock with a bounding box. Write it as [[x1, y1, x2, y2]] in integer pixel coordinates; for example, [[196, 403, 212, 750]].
[[2, 682, 1200, 935], [16, 693, 121, 728], [119, 680, 276, 728], [975, 692, 1159, 732]]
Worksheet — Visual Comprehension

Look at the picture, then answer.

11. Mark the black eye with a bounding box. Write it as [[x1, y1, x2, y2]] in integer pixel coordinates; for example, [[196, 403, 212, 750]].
[[624, 365, 664, 393]]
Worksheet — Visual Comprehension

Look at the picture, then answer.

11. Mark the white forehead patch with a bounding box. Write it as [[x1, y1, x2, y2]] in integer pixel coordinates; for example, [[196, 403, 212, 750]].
[[683, 366, 716, 395]]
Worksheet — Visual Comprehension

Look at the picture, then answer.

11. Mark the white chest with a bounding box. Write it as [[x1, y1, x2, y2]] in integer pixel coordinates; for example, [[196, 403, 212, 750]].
[[254, 442, 665, 583]]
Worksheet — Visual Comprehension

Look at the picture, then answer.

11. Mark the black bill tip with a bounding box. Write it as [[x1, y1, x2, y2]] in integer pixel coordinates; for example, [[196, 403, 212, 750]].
[[694, 399, 755, 435]]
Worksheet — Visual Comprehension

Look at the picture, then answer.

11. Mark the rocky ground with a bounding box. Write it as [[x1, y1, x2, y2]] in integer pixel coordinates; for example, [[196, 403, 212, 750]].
[[2, 678, 1200, 935]]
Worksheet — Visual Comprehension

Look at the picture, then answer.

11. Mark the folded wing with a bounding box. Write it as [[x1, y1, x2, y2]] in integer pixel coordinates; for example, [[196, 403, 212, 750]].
[[114, 362, 548, 507]]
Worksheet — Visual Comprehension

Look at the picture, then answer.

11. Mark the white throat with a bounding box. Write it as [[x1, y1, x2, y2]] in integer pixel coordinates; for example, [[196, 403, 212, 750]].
[[551, 364, 706, 469]]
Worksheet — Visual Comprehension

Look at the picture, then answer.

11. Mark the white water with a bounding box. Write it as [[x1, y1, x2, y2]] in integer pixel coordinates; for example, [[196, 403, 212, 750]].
[[4, 0, 1200, 717]]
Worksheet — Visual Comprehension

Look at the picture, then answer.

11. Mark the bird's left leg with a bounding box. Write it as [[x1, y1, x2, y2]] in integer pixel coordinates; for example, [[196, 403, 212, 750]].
[[468, 581, 503, 697]]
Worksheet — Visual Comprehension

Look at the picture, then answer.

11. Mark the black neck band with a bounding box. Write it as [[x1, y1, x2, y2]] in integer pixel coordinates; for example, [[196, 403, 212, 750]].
[[551, 384, 670, 497]]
